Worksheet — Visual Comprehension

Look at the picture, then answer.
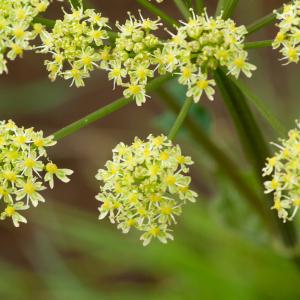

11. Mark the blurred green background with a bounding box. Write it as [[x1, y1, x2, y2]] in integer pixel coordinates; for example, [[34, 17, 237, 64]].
[[1, 0, 300, 299]]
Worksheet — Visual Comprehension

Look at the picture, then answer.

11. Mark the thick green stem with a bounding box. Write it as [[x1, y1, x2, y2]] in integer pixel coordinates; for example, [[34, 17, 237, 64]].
[[157, 87, 275, 233], [214, 68, 298, 251], [244, 40, 273, 50], [168, 97, 193, 140], [136, 0, 179, 27], [216, 0, 239, 19], [52, 75, 172, 140], [173, 0, 191, 20]]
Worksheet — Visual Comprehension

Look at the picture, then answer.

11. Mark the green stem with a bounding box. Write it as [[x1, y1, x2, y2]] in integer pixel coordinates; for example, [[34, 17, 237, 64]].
[[157, 87, 275, 232], [32, 16, 55, 28], [168, 97, 193, 140], [52, 74, 172, 140], [244, 40, 273, 50], [136, 0, 179, 27], [53, 97, 133, 140], [216, 0, 239, 19], [173, 0, 191, 20], [214, 68, 298, 250], [245, 3, 287, 37], [195, 0, 204, 14]]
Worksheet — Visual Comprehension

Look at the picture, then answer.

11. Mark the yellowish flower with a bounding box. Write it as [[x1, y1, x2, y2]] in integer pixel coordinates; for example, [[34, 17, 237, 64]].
[[0, 120, 73, 227], [0, 0, 51, 74], [273, 1, 300, 64], [263, 120, 300, 222], [95, 134, 197, 246]]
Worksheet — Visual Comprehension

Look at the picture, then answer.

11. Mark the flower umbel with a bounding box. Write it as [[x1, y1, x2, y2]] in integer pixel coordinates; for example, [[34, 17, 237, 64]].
[[37, 6, 109, 86], [156, 9, 256, 102], [273, 1, 300, 64], [95, 134, 197, 246], [0, 0, 51, 74], [0, 120, 73, 227], [263, 120, 300, 222], [102, 11, 162, 106]]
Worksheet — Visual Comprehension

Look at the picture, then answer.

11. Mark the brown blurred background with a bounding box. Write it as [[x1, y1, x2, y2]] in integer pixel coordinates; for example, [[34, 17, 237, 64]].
[[1, 1, 300, 299]]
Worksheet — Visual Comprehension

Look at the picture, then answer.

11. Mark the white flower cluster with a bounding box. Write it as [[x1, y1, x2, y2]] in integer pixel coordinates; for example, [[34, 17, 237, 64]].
[[273, 1, 300, 64], [95, 135, 197, 246], [33, 5, 255, 105], [263, 121, 300, 222], [103, 12, 162, 106], [38, 7, 109, 86], [156, 9, 256, 102], [0, 0, 51, 74], [0, 120, 73, 227]]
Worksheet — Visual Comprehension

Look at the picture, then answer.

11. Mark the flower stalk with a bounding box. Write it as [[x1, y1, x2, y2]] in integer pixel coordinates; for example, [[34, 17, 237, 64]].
[[246, 4, 284, 36], [157, 87, 275, 233], [244, 40, 273, 50], [168, 97, 193, 140], [53, 74, 172, 140]]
